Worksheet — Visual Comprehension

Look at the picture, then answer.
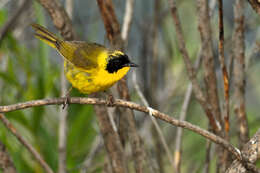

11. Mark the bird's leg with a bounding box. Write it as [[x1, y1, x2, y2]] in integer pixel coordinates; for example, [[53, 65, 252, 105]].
[[105, 90, 115, 107], [62, 87, 72, 109]]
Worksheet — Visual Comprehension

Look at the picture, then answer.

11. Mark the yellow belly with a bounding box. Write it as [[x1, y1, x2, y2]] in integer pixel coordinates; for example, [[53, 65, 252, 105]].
[[64, 62, 130, 94]]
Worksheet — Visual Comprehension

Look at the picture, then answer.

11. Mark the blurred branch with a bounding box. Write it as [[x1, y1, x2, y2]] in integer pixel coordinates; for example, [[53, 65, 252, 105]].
[[93, 97, 128, 173], [0, 97, 241, 160], [0, 0, 30, 43], [36, 0, 76, 40], [226, 129, 260, 173], [168, 0, 220, 132], [96, 1, 129, 172], [57, 0, 73, 172], [174, 50, 202, 173], [196, 0, 222, 131], [96, 1, 145, 173], [203, 139, 212, 173], [0, 141, 17, 173], [96, 0, 122, 48], [121, 0, 135, 43], [197, 0, 228, 171], [218, 0, 230, 135], [80, 136, 103, 173], [247, 0, 260, 16], [0, 114, 54, 173], [132, 72, 176, 171], [233, 0, 249, 148]]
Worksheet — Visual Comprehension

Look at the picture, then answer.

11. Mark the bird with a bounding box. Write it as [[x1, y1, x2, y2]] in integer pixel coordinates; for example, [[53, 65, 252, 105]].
[[31, 23, 138, 95]]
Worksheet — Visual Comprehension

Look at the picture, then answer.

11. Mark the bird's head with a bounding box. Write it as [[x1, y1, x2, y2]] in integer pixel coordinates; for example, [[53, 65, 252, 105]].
[[106, 51, 138, 73]]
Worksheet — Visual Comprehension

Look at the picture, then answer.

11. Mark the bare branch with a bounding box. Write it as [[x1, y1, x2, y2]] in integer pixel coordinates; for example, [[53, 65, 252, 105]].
[[218, 0, 230, 134], [36, 0, 76, 40], [96, 0, 122, 48], [168, 0, 220, 131], [0, 141, 17, 173], [0, 97, 241, 160], [0, 114, 54, 173], [96, 1, 145, 173], [121, 0, 135, 42], [80, 136, 103, 173], [174, 50, 202, 172], [57, 1, 73, 172], [133, 72, 175, 171], [93, 98, 128, 173], [196, 0, 222, 132], [226, 129, 260, 173], [247, 0, 260, 16], [0, 0, 30, 43], [233, 0, 249, 147]]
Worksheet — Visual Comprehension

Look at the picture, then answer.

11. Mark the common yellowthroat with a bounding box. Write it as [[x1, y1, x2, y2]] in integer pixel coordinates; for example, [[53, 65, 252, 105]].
[[31, 24, 138, 94]]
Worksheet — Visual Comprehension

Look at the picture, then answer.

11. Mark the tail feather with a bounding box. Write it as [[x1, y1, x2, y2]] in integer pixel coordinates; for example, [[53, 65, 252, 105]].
[[31, 23, 61, 49]]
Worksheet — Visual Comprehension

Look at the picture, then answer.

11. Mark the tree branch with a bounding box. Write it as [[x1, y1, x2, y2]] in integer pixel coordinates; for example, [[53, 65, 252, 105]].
[[0, 97, 240, 160], [36, 0, 76, 40], [0, 0, 31, 43], [168, 0, 220, 132], [0, 141, 17, 173], [0, 114, 54, 173], [233, 0, 249, 148]]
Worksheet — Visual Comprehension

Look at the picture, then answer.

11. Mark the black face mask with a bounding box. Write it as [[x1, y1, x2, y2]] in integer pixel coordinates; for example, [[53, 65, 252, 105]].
[[106, 54, 138, 73]]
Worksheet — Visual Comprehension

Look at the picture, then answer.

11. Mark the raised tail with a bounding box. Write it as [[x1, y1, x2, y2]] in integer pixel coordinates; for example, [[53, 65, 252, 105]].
[[31, 23, 62, 49]]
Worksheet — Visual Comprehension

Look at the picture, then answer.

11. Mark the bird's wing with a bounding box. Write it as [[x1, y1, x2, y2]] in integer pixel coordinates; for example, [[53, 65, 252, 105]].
[[59, 41, 106, 70]]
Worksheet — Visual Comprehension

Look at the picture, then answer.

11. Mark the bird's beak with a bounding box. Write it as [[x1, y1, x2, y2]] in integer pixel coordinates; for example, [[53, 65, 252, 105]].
[[124, 62, 139, 67]]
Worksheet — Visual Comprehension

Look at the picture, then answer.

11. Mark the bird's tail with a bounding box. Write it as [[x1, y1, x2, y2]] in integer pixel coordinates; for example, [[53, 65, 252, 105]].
[[31, 23, 61, 49]]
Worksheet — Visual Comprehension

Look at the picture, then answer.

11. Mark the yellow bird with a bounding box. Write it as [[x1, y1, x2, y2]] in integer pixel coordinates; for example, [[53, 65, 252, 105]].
[[31, 24, 138, 94]]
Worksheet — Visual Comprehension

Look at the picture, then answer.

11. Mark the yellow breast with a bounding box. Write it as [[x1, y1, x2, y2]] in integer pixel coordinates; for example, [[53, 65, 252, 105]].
[[64, 51, 130, 94]]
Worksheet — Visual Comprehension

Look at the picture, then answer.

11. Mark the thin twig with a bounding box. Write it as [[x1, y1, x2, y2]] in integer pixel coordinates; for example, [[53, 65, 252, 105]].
[[0, 0, 30, 43], [203, 139, 212, 173], [168, 0, 220, 131], [218, 0, 230, 134], [93, 95, 128, 173], [80, 136, 103, 173], [58, 0, 73, 172], [226, 129, 260, 173], [247, 0, 260, 16], [197, 0, 222, 129], [121, 0, 135, 43], [0, 97, 241, 161], [174, 50, 202, 172], [37, 0, 76, 40], [233, 0, 249, 148], [0, 141, 17, 173], [132, 72, 176, 171], [0, 114, 54, 173]]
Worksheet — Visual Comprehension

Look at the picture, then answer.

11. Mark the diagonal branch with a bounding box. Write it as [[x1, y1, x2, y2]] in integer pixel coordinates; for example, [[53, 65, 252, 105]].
[[0, 0, 31, 43], [226, 129, 260, 173], [0, 141, 17, 173], [0, 97, 240, 160], [168, 0, 220, 131], [36, 0, 76, 40], [247, 0, 260, 16], [0, 114, 54, 173]]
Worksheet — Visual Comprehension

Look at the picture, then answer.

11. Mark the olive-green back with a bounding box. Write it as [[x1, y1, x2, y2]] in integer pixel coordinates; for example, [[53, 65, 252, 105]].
[[58, 41, 107, 70]]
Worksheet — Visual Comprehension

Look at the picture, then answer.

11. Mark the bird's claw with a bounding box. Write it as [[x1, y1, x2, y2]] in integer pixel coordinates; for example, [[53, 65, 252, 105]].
[[106, 94, 115, 107], [62, 96, 70, 109]]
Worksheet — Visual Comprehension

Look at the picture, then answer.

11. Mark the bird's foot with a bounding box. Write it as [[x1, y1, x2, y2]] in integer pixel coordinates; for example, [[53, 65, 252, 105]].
[[62, 87, 72, 109], [106, 94, 115, 107]]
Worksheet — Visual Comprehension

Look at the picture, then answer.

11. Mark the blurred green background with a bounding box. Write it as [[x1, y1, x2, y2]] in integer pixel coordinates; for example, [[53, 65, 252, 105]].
[[0, 0, 260, 172]]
